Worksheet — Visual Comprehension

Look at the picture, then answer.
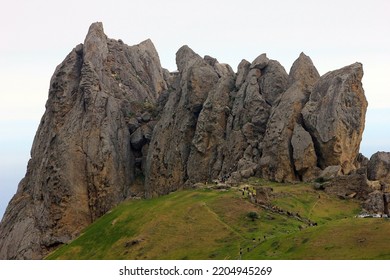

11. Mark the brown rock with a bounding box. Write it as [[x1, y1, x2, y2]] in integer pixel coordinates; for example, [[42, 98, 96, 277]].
[[0, 22, 166, 259], [259, 53, 319, 182], [288, 52, 321, 87], [385, 193, 390, 215], [354, 153, 369, 170], [222, 57, 272, 179], [319, 165, 343, 181], [302, 63, 368, 174], [255, 187, 273, 204], [187, 74, 235, 183], [144, 45, 219, 197], [258, 59, 288, 106], [0, 23, 374, 260], [250, 53, 269, 70], [235, 59, 251, 88], [363, 191, 386, 214], [291, 124, 319, 181], [367, 152, 390, 184], [322, 173, 370, 200]]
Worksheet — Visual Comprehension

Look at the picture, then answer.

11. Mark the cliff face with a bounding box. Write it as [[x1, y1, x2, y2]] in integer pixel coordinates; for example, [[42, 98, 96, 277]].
[[0, 22, 370, 259], [145, 51, 367, 195], [0, 23, 166, 259]]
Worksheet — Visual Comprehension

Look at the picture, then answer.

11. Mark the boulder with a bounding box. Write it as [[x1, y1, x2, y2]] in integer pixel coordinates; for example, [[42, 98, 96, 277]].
[[302, 63, 368, 174], [322, 173, 370, 200], [141, 111, 151, 122], [319, 165, 343, 181], [362, 191, 388, 214], [291, 123, 319, 181], [255, 187, 273, 204], [130, 125, 152, 150], [127, 117, 140, 133], [367, 152, 390, 184], [235, 59, 251, 88], [250, 53, 269, 70]]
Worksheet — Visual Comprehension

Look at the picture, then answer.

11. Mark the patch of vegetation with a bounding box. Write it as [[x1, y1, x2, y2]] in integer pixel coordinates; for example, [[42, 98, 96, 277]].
[[247, 211, 259, 221], [314, 177, 326, 183]]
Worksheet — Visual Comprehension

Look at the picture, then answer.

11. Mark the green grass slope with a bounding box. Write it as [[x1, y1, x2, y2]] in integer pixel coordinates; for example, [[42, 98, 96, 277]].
[[47, 179, 390, 260]]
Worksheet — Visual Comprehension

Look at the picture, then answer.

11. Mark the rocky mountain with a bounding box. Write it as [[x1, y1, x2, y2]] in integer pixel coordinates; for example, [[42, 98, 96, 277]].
[[0, 22, 388, 259], [0, 22, 167, 259]]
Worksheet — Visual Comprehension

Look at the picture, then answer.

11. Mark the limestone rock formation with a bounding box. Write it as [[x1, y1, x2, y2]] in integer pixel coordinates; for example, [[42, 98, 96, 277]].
[[362, 152, 390, 214], [363, 191, 390, 214], [318, 165, 343, 181], [0, 22, 374, 259], [302, 63, 368, 174], [259, 53, 319, 182], [144, 46, 221, 196], [186, 74, 235, 183], [367, 152, 390, 184], [291, 123, 319, 181], [0, 22, 166, 259], [321, 173, 371, 200]]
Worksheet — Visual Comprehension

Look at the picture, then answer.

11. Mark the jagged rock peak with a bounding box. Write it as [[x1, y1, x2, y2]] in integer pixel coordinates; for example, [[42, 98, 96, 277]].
[[83, 22, 108, 74], [176, 45, 203, 72], [288, 52, 320, 87], [87, 21, 105, 34], [0, 22, 167, 260], [250, 53, 269, 70], [258, 53, 319, 182], [235, 59, 251, 88]]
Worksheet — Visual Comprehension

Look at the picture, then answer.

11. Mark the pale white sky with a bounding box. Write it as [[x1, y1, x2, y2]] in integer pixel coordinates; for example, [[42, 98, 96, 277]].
[[0, 0, 389, 218]]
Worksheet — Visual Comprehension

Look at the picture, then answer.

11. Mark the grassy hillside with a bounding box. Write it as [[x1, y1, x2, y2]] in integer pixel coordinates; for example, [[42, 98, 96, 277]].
[[47, 179, 390, 260]]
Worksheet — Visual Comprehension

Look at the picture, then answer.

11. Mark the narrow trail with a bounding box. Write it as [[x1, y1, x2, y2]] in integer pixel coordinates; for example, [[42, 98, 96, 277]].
[[202, 202, 244, 240], [308, 199, 320, 219]]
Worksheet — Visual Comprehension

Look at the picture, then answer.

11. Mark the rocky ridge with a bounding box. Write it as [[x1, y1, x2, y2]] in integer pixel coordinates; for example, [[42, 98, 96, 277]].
[[0, 22, 387, 259]]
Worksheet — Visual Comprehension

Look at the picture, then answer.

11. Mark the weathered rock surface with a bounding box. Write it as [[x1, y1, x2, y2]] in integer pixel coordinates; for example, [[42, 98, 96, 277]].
[[291, 124, 319, 181], [222, 54, 289, 183], [0, 22, 166, 259], [367, 152, 390, 184], [144, 47, 221, 196], [0, 22, 375, 259], [319, 165, 343, 181], [255, 187, 273, 205], [302, 63, 368, 175], [362, 152, 390, 214], [363, 191, 390, 214], [259, 53, 319, 182], [322, 173, 371, 200], [187, 74, 235, 183]]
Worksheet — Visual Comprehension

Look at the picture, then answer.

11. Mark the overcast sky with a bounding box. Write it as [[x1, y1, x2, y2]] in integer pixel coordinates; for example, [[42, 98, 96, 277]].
[[1, 0, 389, 219]]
